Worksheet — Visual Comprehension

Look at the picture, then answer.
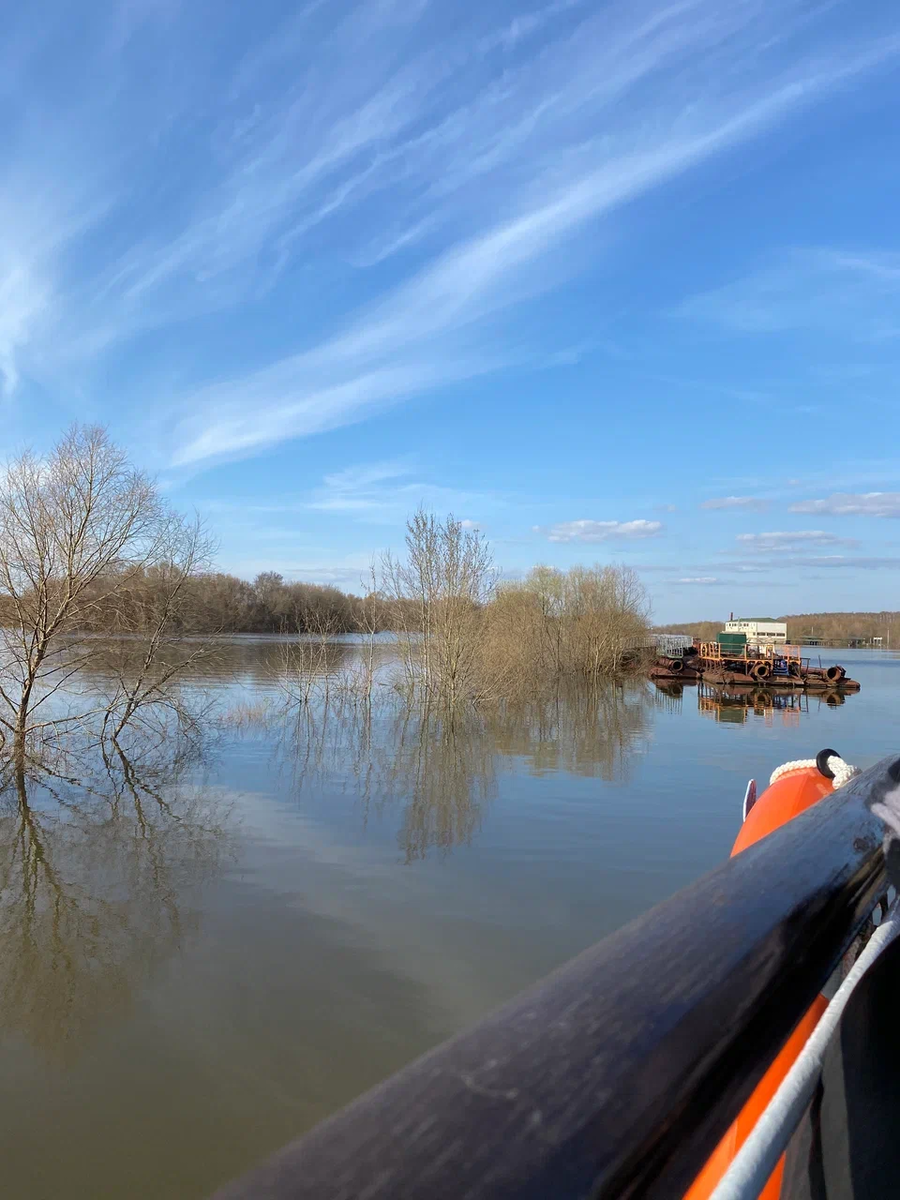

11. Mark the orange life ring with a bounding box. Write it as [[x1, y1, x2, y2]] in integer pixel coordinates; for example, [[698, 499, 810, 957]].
[[683, 763, 835, 1200]]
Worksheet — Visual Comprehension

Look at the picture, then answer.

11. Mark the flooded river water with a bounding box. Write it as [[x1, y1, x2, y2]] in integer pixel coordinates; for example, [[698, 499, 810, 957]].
[[0, 641, 895, 1198]]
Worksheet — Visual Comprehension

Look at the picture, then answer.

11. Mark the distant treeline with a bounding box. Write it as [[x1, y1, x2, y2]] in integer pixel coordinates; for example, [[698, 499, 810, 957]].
[[0, 566, 385, 637], [46, 569, 388, 635], [656, 611, 900, 646], [178, 570, 379, 633]]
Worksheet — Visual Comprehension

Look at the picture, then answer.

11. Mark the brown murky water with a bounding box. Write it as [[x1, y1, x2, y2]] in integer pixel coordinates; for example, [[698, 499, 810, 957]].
[[0, 639, 891, 1198]]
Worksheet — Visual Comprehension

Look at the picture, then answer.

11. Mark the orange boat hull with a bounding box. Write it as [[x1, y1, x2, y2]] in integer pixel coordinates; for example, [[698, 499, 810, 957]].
[[684, 766, 835, 1200]]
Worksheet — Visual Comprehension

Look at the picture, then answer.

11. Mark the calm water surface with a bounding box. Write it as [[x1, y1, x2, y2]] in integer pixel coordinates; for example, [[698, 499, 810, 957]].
[[1, 641, 896, 1198]]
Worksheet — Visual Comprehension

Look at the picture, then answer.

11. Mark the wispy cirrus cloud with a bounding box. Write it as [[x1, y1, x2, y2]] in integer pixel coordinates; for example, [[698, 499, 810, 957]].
[[538, 519, 663, 543], [701, 495, 770, 511], [477, 0, 588, 54], [794, 556, 900, 570], [736, 530, 858, 551], [230, 552, 379, 589], [676, 248, 900, 339], [2, 0, 898, 466], [740, 555, 900, 572], [307, 460, 487, 524], [203, 459, 491, 526], [171, 42, 900, 466], [788, 491, 900, 518]]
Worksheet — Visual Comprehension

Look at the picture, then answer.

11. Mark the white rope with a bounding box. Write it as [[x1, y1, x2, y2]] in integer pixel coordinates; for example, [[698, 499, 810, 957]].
[[769, 755, 859, 791], [707, 899, 900, 1200]]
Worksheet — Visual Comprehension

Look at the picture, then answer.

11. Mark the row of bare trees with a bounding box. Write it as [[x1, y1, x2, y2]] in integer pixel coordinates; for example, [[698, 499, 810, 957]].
[[377, 510, 651, 706], [58, 567, 375, 636], [480, 562, 651, 701], [0, 426, 652, 764], [206, 570, 369, 634]]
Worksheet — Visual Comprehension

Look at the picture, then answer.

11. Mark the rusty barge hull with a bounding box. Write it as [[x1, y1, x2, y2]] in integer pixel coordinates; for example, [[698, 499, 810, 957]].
[[648, 650, 860, 692], [698, 668, 861, 692]]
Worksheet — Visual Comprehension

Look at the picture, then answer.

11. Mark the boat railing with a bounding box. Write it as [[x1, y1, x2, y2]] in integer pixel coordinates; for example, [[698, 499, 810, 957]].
[[212, 755, 898, 1200], [699, 641, 806, 666], [758, 643, 806, 665], [699, 640, 732, 659]]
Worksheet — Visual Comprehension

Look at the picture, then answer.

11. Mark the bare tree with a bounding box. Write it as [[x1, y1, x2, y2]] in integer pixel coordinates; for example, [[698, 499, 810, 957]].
[[564, 564, 650, 677], [98, 514, 216, 746], [480, 563, 651, 697], [0, 425, 212, 762], [380, 509, 497, 706], [350, 560, 381, 702]]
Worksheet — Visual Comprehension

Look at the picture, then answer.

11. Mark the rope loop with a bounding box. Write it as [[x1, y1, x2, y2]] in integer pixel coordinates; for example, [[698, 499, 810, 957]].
[[769, 752, 859, 791]]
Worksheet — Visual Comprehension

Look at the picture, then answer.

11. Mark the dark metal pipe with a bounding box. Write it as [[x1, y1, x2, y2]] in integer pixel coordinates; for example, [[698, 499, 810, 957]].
[[212, 756, 898, 1200], [806, 666, 847, 681]]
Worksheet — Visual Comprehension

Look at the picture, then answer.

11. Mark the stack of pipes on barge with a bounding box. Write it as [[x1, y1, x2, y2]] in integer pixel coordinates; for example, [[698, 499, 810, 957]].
[[648, 618, 860, 691]]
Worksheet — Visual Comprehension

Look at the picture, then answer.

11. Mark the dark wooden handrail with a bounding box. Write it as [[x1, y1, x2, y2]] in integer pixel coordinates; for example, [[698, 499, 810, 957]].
[[212, 754, 898, 1200]]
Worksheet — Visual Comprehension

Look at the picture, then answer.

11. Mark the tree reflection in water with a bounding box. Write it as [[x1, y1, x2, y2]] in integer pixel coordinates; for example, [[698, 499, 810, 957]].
[[269, 679, 654, 862], [381, 704, 495, 862], [485, 682, 653, 782], [0, 736, 230, 1061]]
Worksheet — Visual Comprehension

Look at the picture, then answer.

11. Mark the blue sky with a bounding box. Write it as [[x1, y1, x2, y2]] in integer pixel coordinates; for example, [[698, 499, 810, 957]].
[[3, 0, 900, 622]]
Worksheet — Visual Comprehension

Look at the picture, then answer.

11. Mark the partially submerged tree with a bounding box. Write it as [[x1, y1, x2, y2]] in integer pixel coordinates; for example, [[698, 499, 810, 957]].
[[565, 564, 650, 677], [381, 509, 497, 705], [377, 513, 650, 706], [480, 564, 651, 696], [95, 515, 216, 748], [0, 425, 212, 762]]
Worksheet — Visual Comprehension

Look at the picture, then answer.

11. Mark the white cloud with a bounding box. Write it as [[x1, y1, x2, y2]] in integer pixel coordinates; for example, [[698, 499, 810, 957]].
[[228, 555, 377, 589], [701, 495, 769, 511], [478, 0, 587, 54], [736, 530, 858, 551], [312, 460, 416, 511], [800, 556, 900, 570], [676, 248, 900, 339], [304, 459, 493, 524], [750, 555, 900, 571], [205, 460, 493, 528], [170, 364, 460, 467], [204, 461, 497, 542], [0, 257, 51, 396], [788, 491, 900, 518], [282, 565, 374, 588], [674, 576, 720, 584], [539, 518, 663, 543]]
